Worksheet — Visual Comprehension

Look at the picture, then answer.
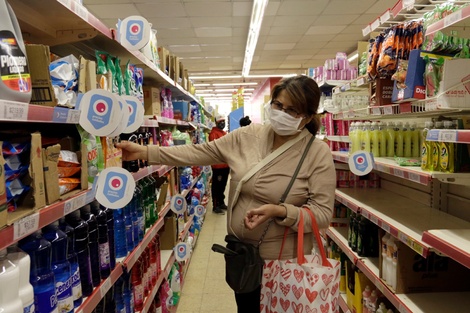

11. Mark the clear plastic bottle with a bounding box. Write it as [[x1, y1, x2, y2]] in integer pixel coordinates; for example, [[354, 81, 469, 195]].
[[376, 302, 387, 313], [361, 121, 371, 152], [0, 248, 23, 313], [123, 203, 135, 253], [410, 122, 420, 158], [103, 206, 116, 270], [19, 232, 58, 313], [386, 122, 396, 157], [80, 204, 101, 286], [395, 121, 404, 157], [377, 122, 387, 158], [114, 208, 128, 258], [370, 122, 379, 158], [7, 246, 35, 313], [432, 121, 443, 171], [403, 122, 412, 157], [42, 223, 73, 313], [421, 121, 434, 171], [90, 202, 111, 279], [439, 120, 455, 173]]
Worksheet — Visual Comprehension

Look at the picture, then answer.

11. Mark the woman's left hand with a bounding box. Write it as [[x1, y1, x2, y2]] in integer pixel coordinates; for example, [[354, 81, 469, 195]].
[[244, 204, 285, 230]]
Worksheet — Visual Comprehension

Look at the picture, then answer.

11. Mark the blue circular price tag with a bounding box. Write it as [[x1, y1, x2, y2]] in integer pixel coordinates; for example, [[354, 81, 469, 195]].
[[203, 166, 211, 174], [348, 151, 374, 176], [95, 167, 136, 209], [170, 194, 187, 214], [174, 242, 191, 262], [194, 205, 205, 217]]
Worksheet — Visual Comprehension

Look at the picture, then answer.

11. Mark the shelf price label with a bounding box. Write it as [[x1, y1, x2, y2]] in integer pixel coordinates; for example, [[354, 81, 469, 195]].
[[399, 303, 411, 313], [408, 172, 421, 184], [13, 212, 40, 240], [2, 102, 29, 120], [100, 278, 112, 298], [380, 222, 390, 233], [393, 168, 404, 178], [380, 10, 391, 23], [444, 9, 462, 28], [371, 18, 380, 31], [383, 106, 394, 115], [371, 107, 381, 115], [438, 130, 457, 143], [64, 192, 88, 216], [375, 278, 385, 293], [369, 213, 378, 225], [362, 25, 371, 36]]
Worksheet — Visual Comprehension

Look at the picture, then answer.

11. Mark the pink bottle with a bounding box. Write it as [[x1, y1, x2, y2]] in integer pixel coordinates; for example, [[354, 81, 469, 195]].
[[362, 285, 371, 313]]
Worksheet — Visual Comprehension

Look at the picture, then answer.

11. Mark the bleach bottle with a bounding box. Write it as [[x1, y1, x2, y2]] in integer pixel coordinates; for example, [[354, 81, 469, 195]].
[[0, 0, 32, 102], [0, 248, 23, 313], [7, 246, 35, 313]]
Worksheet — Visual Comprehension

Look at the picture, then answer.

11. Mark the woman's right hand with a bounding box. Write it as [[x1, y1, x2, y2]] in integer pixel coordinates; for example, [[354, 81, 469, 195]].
[[115, 141, 148, 161]]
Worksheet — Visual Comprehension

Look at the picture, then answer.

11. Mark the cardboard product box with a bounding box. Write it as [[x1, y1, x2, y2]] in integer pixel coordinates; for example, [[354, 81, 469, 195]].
[[143, 86, 162, 116], [5, 132, 46, 225], [79, 56, 97, 93], [169, 55, 180, 82], [436, 59, 470, 109], [379, 232, 470, 293], [0, 147, 7, 228], [156, 182, 169, 213], [172, 101, 190, 121], [42, 144, 61, 205], [25, 44, 57, 106], [391, 50, 426, 103], [158, 46, 170, 74], [346, 260, 372, 313], [160, 215, 178, 250], [370, 78, 394, 106], [183, 69, 189, 91], [178, 61, 184, 85]]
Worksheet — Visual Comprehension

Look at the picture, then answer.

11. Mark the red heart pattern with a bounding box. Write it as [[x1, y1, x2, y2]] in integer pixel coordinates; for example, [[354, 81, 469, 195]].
[[292, 302, 304, 313], [280, 299, 290, 312], [320, 303, 329, 313], [281, 268, 292, 280], [306, 272, 319, 287], [322, 274, 334, 286], [294, 269, 304, 283], [320, 288, 330, 301], [305, 306, 317, 313], [280, 282, 291, 296], [271, 296, 278, 308], [305, 289, 318, 303], [331, 282, 339, 296], [292, 285, 303, 300]]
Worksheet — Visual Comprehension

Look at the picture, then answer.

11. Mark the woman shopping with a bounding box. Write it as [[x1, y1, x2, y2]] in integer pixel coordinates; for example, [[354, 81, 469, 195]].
[[116, 75, 336, 313]]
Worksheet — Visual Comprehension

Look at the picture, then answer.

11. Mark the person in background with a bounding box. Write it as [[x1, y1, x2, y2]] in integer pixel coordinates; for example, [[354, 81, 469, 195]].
[[116, 75, 336, 313], [239, 115, 252, 127], [208, 115, 230, 215]]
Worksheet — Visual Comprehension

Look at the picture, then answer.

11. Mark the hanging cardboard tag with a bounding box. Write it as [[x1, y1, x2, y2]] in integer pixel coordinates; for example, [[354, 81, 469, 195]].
[[122, 95, 144, 133], [95, 167, 136, 209], [348, 151, 374, 176]]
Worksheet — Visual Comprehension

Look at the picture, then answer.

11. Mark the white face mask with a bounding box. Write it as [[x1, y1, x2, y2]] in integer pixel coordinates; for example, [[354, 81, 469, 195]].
[[269, 107, 303, 136]]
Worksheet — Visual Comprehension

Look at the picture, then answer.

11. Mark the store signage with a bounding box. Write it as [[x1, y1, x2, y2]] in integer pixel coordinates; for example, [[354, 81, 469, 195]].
[[118, 16, 151, 51], [122, 95, 144, 133], [174, 242, 191, 261], [95, 167, 136, 209], [348, 151, 374, 176], [170, 194, 187, 214]]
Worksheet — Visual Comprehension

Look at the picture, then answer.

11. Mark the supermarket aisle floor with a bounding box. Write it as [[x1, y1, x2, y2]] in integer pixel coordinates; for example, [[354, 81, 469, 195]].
[[176, 204, 237, 313]]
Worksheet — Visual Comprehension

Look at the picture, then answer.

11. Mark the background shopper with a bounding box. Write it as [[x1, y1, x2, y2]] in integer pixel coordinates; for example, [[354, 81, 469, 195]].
[[239, 115, 252, 127]]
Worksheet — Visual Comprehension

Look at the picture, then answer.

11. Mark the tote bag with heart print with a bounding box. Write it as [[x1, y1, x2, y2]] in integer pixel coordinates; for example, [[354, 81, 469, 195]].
[[260, 209, 340, 313]]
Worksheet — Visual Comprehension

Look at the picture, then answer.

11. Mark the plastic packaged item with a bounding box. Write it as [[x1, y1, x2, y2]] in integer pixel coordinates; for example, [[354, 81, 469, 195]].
[[7, 246, 35, 313], [362, 285, 371, 313], [132, 259, 144, 311], [394, 157, 421, 166], [361, 121, 371, 152], [410, 122, 420, 158], [432, 121, 443, 171], [0, 0, 32, 103], [77, 125, 104, 185], [58, 178, 80, 195], [421, 121, 434, 170], [42, 223, 73, 313], [2, 142, 29, 156], [0, 249, 23, 313], [49, 55, 79, 108], [123, 203, 135, 253], [439, 120, 455, 173], [395, 122, 404, 157], [370, 122, 379, 158], [403, 122, 412, 157], [102, 206, 116, 270]]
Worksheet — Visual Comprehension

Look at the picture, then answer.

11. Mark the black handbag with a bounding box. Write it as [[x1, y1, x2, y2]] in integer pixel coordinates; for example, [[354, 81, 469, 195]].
[[211, 135, 315, 294]]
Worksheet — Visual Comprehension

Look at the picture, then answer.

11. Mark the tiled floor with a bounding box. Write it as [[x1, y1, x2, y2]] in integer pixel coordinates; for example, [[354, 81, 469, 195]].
[[176, 206, 237, 313]]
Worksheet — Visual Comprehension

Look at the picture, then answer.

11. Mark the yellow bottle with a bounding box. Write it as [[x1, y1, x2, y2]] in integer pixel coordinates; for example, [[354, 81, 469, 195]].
[[355, 122, 364, 152], [361, 121, 371, 152], [403, 122, 412, 158], [395, 122, 404, 157], [386, 122, 396, 157], [410, 122, 420, 158], [439, 121, 455, 173], [432, 121, 443, 171], [370, 122, 380, 158], [378, 122, 387, 157], [349, 122, 359, 154], [421, 121, 433, 171]]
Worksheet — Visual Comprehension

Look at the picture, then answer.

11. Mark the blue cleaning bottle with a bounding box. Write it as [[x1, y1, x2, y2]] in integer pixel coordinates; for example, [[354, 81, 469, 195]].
[[42, 222, 73, 313], [65, 210, 93, 297], [58, 218, 82, 308], [122, 272, 134, 313], [103, 206, 116, 270], [130, 196, 139, 248], [113, 208, 127, 258], [19, 232, 58, 313], [80, 204, 101, 286], [90, 201, 111, 279], [123, 203, 135, 253], [114, 277, 125, 313], [134, 185, 145, 241]]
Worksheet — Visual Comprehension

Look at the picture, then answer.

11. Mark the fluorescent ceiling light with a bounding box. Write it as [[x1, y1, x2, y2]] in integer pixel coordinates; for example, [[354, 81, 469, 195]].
[[242, 0, 269, 77], [190, 75, 242, 79], [347, 53, 358, 62], [209, 88, 255, 92], [213, 82, 259, 86], [194, 83, 211, 87]]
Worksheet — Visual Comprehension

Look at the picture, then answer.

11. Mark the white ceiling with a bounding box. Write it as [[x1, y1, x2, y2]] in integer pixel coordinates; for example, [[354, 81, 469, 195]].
[[82, 0, 404, 94]]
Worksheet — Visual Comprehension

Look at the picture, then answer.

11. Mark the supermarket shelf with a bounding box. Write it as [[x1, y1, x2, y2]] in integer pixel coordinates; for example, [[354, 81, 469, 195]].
[[327, 226, 470, 313], [338, 292, 350, 313], [0, 189, 94, 251], [425, 4, 470, 36], [332, 80, 368, 95], [326, 227, 359, 267], [181, 175, 201, 198], [327, 135, 350, 143], [318, 79, 350, 90], [336, 188, 470, 257], [142, 118, 159, 128], [156, 116, 192, 127], [332, 151, 470, 185], [0, 101, 81, 123], [132, 165, 175, 182], [427, 129, 470, 144], [422, 229, 470, 270]]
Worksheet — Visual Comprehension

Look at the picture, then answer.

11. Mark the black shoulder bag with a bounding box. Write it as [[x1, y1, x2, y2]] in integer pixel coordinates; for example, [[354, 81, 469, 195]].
[[211, 135, 315, 294]]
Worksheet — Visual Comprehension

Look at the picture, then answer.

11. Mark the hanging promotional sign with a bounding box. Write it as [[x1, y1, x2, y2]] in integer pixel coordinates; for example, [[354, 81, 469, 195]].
[[194, 205, 205, 218], [348, 151, 374, 176], [118, 16, 151, 51], [122, 95, 144, 133], [174, 242, 191, 262], [170, 194, 187, 214], [108, 95, 129, 138], [95, 167, 136, 209]]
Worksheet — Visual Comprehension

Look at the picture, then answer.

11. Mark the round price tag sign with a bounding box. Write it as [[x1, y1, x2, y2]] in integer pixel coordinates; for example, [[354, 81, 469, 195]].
[[79, 89, 121, 137], [174, 242, 191, 262], [95, 167, 136, 209], [122, 95, 144, 134], [170, 194, 187, 214], [348, 151, 374, 176], [203, 166, 211, 174], [194, 205, 205, 217]]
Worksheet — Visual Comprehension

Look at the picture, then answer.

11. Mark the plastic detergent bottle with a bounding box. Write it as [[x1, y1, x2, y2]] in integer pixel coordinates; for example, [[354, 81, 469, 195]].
[[7, 246, 35, 313], [432, 121, 443, 171], [386, 122, 396, 157], [391, 240, 398, 291], [42, 223, 73, 313], [0, 248, 23, 313], [381, 233, 390, 283], [439, 121, 455, 173], [403, 122, 412, 157], [377, 122, 387, 157], [0, 0, 32, 103], [367, 290, 378, 312], [90, 202, 111, 278], [410, 122, 420, 158], [362, 285, 371, 313], [370, 122, 379, 158], [395, 122, 404, 157], [355, 122, 364, 153], [361, 121, 371, 152], [80, 204, 101, 286], [421, 121, 434, 171], [348, 122, 356, 154], [103, 206, 116, 270], [376, 302, 387, 313]]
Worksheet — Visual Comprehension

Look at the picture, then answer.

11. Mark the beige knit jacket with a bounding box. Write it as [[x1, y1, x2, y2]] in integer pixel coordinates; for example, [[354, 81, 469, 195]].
[[148, 123, 336, 260]]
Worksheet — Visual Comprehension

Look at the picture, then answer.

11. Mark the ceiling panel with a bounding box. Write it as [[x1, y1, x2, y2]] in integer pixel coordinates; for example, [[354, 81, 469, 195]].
[[134, 3, 187, 17]]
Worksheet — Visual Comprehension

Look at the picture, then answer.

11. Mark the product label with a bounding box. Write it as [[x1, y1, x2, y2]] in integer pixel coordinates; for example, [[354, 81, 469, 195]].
[[99, 242, 111, 271], [133, 284, 144, 306], [440, 142, 449, 170], [56, 272, 73, 313], [70, 265, 82, 301], [34, 287, 58, 313], [23, 301, 35, 313], [0, 31, 31, 92]]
